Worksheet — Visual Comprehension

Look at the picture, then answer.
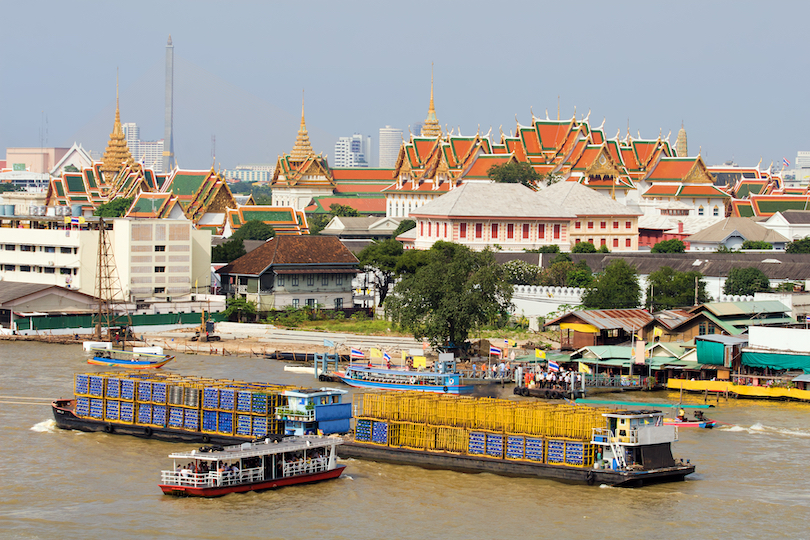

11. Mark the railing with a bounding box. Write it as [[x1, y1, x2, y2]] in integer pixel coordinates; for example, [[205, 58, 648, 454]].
[[282, 457, 328, 477], [275, 407, 315, 421], [160, 466, 264, 488], [584, 375, 641, 388]]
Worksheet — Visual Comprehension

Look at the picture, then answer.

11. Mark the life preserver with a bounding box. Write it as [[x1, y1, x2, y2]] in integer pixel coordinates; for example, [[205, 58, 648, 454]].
[[104, 424, 113, 433], [443, 386, 449, 393], [202, 435, 211, 443], [143, 426, 153, 437], [409, 377, 416, 385]]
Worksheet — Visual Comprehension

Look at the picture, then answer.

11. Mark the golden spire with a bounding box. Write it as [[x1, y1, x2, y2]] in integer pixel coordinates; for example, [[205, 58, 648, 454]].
[[421, 64, 442, 138], [289, 90, 315, 161], [100, 74, 134, 181]]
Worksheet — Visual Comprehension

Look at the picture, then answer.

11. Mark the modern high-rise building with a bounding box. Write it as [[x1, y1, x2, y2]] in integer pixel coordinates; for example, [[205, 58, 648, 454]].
[[378, 126, 402, 168], [122, 122, 165, 172], [333, 133, 371, 168]]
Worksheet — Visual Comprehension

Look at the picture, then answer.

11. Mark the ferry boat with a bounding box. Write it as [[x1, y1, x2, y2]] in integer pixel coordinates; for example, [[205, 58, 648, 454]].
[[158, 435, 345, 497], [334, 359, 473, 395], [86, 348, 175, 369]]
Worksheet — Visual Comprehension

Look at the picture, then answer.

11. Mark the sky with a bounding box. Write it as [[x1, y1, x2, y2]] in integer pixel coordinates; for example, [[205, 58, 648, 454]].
[[0, 1, 807, 171]]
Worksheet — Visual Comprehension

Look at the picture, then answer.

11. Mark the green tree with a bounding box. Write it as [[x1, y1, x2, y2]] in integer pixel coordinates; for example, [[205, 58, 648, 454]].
[[487, 161, 542, 189], [723, 267, 770, 296], [550, 252, 572, 265], [651, 239, 686, 253], [385, 241, 513, 348], [582, 259, 641, 309], [94, 196, 135, 217], [786, 236, 810, 253], [357, 238, 404, 305], [0, 184, 23, 193], [223, 296, 257, 322], [646, 266, 709, 310], [212, 239, 246, 263], [715, 245, 738, 253], [392, 219, 416, 237], [598, 244, 610, 253], [540, 260, 594, 288], [231, 220, 275, 241], [572, 241, 597, 253], [328, 203, 359, 217], [307, 214, 331, 235], [394, 249, 430, 276], [741, 240, 773, 250], [503, 260, 543, 285], [523, 245, 560, 253]]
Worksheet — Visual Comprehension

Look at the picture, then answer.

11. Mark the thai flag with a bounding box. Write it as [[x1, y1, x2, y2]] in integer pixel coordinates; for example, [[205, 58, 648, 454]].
[[350, 348, 364, 359], [383, 351, 391, 362], [490, 345, 502, 356], [783, 157, 791, 167], [548, 360, 560, 372]]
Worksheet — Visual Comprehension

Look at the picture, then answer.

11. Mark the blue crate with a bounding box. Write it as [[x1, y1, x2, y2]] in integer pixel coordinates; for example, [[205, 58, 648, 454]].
[[137, 403, 152, 424], [202, 410, 218, 432], [121, 379, 135, 401], [355, 419, 372, 441], [217, 411, 233, 434], [252, 416, 268, 438], [168, 407, 184, 428], [76, 397, 90, 416], [75, 375, 89, 396], [184, 409, 199, 431], [236, 415, 252, 436], [105, 400, 120, 421], [525, 437, 544, 461], [152, 405, 167, 426], [106, 378, 120, 399], [506, 435, 525, 459], [371, 421, 388, 444], [89, 398, 104, 419], [203, 387, 219, 409], [251, 393, 269, 415], [468, 432, 486, 455], [547, 440, 565, 464], [88, 376, 104, 397], [120, 401, 135, 422], [486, 433, 504, 457], [137, 381, 152, 402], [152, 383, 167, 404], [219, 389, 235, 411], [236, 391, 252, 412]]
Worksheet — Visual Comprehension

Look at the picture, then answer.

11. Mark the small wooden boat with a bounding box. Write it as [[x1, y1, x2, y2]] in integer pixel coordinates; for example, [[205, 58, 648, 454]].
[[663, 417, 716, 428], [158, 435, 345, 497], [87, 348, 174, 369]]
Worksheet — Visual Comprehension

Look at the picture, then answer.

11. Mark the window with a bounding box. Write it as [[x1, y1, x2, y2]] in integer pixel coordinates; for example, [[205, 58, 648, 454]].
[[600, 221, 606, 229], [44, 246, 55, 253], [699, 322, 707, 335], [539, 224, 546, 238], [334, 298, 343, 309], [575, 238, 580, 244], [600, 238, 606, 246], [522, 224, 530, 239], [587, 222, 593, 229], [20, 265, 31, 272], [60, 268, 71, 275], [307, 275, 315, 286], [625, 221, 632, 229], [336, 275, 343, 286], [292, 276, 299, 286], [292, 299, 299, 308], [21, 245, 33, 252], [322, 275, 329, 286], [613, 238, 619, 248], [460, 223, 467, 238], [491, 223, 498, 239], [420, 222, 424, 236], [306, 299, 316, 308], [154, 287, 165, 294], [277, 275, 285, 286], [5, 245, 15, 251], [507, 224, 514, 239], [4, 265, 14, 271], [613, 221, 619, 229], [427, 222, 431, 237], [44, 267, 55, 274], [155, 266, 165, 273], [60, 247, 72, 254], [155, 245, 166, 252], [444, 223, 448, 237], [713, 206, 719, 217], [588, 238, 593, 244], [698, 206, 704, 216], [626, 238, 632, 247], [708, 323, 716, 334], [475, 223, 482, 238], [553, 224, 560, 240], [575, 221, 581, 229]]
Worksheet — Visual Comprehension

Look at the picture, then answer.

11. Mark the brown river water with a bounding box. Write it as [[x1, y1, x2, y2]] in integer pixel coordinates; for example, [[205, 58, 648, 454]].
[[1, 341, 808, 540]]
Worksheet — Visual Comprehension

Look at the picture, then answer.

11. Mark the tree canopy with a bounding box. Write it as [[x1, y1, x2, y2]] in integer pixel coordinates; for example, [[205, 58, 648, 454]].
[[231, 220, 275, 241], [212, 238, 246, 263], [571, 241, 597, 253], [786, 236, 810, 253], [581, 259, 641, 309], [392, 219, 416, 237], [741, 240, 773, 250], [723, 267, 770, 296], [94, 197, 134, 217], [487, 161, 542, 189], [356, 238, 404, 305], [223, 296, 257, 322], [385, 241, 513, 348], [651, 239, 686, 253], [503, 260, 543, 286], [646, 266, 709, 310]]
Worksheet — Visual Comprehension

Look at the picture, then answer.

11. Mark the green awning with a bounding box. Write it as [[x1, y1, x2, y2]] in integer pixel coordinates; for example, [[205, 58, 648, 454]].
[[742, 351, 810, 373]]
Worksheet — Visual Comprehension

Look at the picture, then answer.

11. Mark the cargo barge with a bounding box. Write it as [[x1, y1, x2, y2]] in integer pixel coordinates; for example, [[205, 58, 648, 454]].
[[338, 392, 694, 487], [52, 372, 351, 445]]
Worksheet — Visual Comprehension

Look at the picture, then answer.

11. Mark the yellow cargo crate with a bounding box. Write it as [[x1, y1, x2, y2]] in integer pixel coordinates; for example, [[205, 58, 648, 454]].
[[433, 425, 468, 454]]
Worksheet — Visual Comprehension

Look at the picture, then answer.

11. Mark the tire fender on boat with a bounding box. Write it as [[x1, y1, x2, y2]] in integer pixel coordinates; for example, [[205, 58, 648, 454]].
[[586, 470, 595, 486], [202, 435, 211, 444], [143, 426, 153, 437], [104, 424, 113, 434], [443, 386, 448, 393]]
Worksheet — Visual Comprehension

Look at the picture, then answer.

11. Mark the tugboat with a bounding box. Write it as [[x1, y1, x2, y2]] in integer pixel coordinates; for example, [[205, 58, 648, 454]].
[[158, 435, 345, 497]]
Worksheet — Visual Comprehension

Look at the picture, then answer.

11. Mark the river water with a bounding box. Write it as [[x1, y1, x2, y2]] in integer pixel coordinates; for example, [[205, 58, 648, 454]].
[[1, 341, 808, 540]]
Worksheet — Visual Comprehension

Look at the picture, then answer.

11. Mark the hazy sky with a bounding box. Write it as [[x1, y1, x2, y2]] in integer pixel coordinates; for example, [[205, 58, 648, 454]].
[[1, 1, 806, 170]]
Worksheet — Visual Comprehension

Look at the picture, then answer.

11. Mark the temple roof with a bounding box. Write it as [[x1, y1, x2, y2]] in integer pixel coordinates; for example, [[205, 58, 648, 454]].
[[289, 94, 315, 162], [100, 83, 134, 180]]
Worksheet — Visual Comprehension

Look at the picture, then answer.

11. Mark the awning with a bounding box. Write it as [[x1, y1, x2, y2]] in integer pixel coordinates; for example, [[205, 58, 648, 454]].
[[560, 322, 599, 333], [274, 269, 355, 275]]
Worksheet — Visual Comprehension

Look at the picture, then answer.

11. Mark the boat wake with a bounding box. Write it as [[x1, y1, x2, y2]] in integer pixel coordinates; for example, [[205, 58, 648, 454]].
[[721, 422, 810, 438], [30, 419, 57, 433]]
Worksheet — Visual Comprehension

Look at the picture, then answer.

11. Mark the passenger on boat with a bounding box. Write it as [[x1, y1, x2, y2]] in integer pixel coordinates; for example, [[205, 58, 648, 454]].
[[677, 408, 686, 422]]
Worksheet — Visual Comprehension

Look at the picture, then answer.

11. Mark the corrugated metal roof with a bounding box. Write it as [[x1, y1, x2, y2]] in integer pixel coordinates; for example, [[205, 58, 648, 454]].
[[696, 301, 790, 317], [547, 309, 653, 332]]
